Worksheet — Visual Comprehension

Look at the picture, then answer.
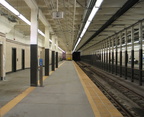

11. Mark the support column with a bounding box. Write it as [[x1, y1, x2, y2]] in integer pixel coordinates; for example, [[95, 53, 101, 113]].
[[101, 43, 103, 69], [115, 35, 118, 75], [139, 22, 143, 86], [91, 52, 93, 65], [125, 29, 128, 79], [112, 38, 114, 74], [52, 51, 55, 71], [109, 39, 111, 72], [104, 41, 106, 70], [106, 39, 109, 71], [131, 26, 134, 82], [30, 9, 38, 86], [44, 26, 50, 76], [98, 46, 101, 68], [51, 35, 55, 71], [56, 52, 58, 68], [120, 34, 122, 77], [102, 43, 104, 70], [56, 40, 58, 68]]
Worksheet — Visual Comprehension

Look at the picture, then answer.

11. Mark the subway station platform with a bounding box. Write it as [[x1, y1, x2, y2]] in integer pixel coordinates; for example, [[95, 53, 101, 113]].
[[0, 61, 123, 117]]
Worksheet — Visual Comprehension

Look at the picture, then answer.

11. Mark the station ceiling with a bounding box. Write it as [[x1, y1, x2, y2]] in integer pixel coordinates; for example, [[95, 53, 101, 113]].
[[0, 0, 144, 53]]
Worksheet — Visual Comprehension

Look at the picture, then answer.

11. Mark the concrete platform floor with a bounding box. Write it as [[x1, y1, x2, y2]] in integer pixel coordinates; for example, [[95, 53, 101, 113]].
[[1, 61, 95, 117], [0, 69, 30, 108], [0, 62, 60, 108]]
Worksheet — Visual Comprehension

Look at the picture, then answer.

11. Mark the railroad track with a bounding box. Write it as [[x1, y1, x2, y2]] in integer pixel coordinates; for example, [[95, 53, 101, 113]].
[[77, 62, 144, 117]]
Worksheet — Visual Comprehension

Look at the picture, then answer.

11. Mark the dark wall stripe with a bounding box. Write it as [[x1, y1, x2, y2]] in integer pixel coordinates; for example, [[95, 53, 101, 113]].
[[56, 52, 58, 68], [52, 51, 55, 71], [45, 49, 49, 76], [30, 45, 38, 86]]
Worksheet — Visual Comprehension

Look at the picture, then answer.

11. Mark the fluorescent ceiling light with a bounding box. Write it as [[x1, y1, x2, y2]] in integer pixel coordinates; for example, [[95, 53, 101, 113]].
[[58, 47, 65, 53], [88, 7, 99, 21], [49, 39, 52, 43], [38, 29, 45, 37], [0, 0, 64, 52], [18, 14, 31, 25], [0, 0, 20, 16], [134, 41, 139, 43], [84, 21, 91, 30], [77, 39, 81, 46], [80, 29, 87, 38], [76, 38, 81, 47], [95, 0, 103, 7], [73, 38, 81, 52], [134, 46, 139, 48], [73, 0, 103, 52]]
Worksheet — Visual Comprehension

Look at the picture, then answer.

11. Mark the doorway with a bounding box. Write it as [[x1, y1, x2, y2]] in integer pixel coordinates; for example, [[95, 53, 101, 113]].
[[22, 49, 25, 70], [12, 48, 16, 72]]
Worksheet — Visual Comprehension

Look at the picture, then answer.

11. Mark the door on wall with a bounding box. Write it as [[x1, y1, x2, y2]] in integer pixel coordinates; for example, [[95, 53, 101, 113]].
[[12, 48, 16, 72], [0, 44, 2, 79], [22, 49, 25, 70]]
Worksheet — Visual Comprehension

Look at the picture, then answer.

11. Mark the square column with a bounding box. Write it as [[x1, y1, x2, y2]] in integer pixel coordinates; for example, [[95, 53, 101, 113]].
[[120, 33, 122, 77], [112, 38, 114, 74], [51, 35, 56, 71], [30, 9, 38, 86], [131, 26, 134, 82], [125, 29, 128, 79], [44, 26, 50, 76], [55, 40, 58, 68], [115, 35, 118, 75], [108, 39, 111, 72], [52, 51, 55, 71], [139, 22, 143, 86]]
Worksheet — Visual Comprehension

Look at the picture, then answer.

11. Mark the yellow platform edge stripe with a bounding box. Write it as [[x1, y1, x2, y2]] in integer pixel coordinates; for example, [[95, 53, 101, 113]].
[[73, 62, 123, 117], [0, 87, 35, 117], [73, 62, 101, 117], [0, 61, 65, 117]]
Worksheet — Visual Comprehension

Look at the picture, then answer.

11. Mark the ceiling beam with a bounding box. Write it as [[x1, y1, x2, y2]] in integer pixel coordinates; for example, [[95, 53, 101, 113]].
[[24, 0, 54, 33]]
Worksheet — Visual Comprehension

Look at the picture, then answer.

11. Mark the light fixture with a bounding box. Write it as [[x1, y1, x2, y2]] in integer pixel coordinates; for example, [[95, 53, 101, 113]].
[[84, 21, 91, 29], [18, 14, 31, 25], [95, 0, 103, 7], [134, 41, 139, 43], [49, 39, 52, 43], [88, 7, 99, 21], [38, 29, 45, 37], [0, 0, 65, 53], [80, 29, 86, 38], [73, 0, 103, 52], [73, 37, 81, 51], [58, 47, 65, 53], [0, 0, 20, 16], [127, 43, 132, 45]]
